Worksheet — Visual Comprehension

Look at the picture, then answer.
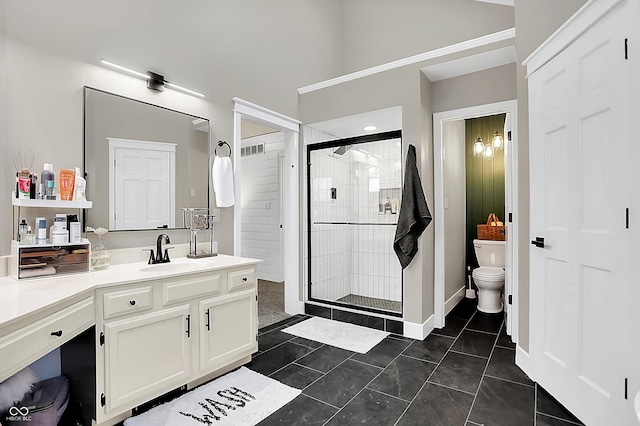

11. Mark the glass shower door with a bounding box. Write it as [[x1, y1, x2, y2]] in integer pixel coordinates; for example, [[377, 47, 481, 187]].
[[307, 131, 403, 315]]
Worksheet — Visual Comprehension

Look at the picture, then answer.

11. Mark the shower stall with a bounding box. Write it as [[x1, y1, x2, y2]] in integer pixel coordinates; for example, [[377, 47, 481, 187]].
[[307, 131, 403, 316]]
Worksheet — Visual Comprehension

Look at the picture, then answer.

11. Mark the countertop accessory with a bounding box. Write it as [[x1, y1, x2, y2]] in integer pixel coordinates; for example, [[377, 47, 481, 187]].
[[182, 207, 217, 258], [87, 226, 110, 270]]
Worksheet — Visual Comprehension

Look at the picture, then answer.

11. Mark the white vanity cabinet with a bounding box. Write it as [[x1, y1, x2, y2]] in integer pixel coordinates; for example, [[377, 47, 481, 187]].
[[199, 289, 257, 373], [94, 264, 258, 425], [102, 304, 192, 413], [0, 296, 95, 381]]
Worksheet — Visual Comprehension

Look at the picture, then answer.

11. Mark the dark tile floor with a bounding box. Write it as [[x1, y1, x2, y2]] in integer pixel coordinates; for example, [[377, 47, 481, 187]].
[[250, 299, 585, 426]]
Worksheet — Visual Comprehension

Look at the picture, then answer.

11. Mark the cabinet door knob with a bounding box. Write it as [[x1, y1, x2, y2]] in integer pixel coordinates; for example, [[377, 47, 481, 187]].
[[129, 300, 136, 306], [51, 330, 63, 337], [242, 277, 248, 282]]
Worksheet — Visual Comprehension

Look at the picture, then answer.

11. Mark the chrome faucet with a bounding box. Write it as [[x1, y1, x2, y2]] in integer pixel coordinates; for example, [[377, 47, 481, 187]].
[[145, 234, 172, 264]]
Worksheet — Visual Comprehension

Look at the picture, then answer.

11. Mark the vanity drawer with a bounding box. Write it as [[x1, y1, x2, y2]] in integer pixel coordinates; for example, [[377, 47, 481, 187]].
[[0, 297, 95, 382], [163, 272, 221, 306], [103, 286, 153, 320], [227, 268, 256, 292]]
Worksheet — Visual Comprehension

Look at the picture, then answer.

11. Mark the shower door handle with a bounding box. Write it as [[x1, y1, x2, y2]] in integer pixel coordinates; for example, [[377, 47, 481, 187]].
[[531, 237, 545, 248]]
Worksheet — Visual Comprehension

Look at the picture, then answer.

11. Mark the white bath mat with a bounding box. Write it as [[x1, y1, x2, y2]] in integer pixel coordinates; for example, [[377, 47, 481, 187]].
[[124, 367, 300, 426], [282, 317, 389, 354]]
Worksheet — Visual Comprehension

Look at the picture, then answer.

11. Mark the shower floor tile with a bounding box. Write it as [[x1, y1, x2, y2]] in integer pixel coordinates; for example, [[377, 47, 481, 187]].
[[335, 294, 402, 313]]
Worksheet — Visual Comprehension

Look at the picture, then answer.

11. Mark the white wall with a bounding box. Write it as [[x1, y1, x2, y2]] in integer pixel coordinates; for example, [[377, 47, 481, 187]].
[[0, 39, 214, 255], [240, 132, 285, 282], [443, 120, 467, 301], [1, 1, 346, 257], [341, 0, 514, 73]]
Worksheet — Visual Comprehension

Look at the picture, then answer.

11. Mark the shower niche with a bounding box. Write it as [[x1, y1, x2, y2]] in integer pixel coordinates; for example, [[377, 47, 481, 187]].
[[306, 130, 403, 316], [378, 188, 401, 215]]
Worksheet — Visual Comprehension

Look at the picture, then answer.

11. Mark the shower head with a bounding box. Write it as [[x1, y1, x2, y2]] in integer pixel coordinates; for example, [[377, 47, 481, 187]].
[[333, 145, 352, 155]]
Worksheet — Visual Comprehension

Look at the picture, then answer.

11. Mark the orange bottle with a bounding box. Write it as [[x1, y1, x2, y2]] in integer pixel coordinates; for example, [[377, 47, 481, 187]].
[[59, 169, 76, 201]]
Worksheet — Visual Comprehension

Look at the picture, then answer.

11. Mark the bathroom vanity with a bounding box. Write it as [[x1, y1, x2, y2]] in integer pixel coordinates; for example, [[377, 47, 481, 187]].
[[0, 254, 259, 425]]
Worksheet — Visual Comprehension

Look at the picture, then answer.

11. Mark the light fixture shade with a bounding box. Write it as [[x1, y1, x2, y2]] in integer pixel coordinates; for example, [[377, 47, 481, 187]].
[[146, 71, 165, 92], [483, 144, 494, 159], [473, 136, 484, 157], [492, 131, 504, 150]]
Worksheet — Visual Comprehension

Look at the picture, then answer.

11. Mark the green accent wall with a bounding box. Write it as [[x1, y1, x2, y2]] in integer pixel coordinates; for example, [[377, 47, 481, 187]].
[[465, 114, 506, 268]]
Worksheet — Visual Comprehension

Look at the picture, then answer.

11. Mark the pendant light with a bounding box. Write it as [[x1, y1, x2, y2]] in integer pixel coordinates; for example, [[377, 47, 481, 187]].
[[483, 144, 494, 160], [473, 136, 485, 157], [492, 130, 504, 151]]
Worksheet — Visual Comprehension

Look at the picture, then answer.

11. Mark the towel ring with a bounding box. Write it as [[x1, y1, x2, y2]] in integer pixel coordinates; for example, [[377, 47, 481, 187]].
[[215, 140, 232, 158]]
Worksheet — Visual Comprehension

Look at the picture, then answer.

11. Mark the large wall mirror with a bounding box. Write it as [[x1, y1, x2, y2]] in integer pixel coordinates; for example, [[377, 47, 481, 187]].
[[83, 87, 210, 231]]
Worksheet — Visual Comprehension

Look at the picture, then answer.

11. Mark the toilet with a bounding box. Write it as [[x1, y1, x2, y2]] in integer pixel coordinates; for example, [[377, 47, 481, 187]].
[[472, 239, 505, 313]]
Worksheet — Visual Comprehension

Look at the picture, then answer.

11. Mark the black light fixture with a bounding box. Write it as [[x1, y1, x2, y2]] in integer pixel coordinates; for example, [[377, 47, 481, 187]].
[[100, 59, 205, 98], [146, 71, 165, 92]]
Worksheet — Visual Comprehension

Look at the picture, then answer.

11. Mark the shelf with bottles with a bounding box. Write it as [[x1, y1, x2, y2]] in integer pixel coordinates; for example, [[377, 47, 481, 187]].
[[11, 191, 93, 209]]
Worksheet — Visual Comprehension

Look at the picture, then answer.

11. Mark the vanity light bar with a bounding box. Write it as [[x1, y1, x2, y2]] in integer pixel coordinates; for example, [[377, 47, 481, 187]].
[[164, 82, 205, 98], [100, 59, 149, 80], [100, 59, 205, 98]]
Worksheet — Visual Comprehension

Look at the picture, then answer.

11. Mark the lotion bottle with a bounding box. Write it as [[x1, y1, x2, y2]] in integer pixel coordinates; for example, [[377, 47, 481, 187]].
[[73, 167, 86, 202]]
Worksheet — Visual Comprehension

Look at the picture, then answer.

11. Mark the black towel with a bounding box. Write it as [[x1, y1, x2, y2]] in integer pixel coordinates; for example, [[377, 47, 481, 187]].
[[394, 144, 432, 269]]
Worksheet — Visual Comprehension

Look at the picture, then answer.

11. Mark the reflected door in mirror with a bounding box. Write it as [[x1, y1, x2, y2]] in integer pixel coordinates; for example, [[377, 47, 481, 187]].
[[109, 138, 176, 230]]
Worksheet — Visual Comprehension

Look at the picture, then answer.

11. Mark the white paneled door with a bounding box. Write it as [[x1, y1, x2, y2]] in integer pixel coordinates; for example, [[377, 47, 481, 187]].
[[108, 138, 176, 231], [528, 2, 634, 425]]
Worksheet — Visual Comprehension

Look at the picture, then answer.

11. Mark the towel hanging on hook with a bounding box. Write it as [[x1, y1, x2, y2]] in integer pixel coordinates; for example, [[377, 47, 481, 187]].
[[212, 140, 234, 207], [215, 140, 232, 157]]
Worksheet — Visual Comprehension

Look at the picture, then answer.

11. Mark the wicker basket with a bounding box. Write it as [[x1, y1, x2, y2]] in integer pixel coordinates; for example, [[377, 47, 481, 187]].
[[477, 213, 506, 241]]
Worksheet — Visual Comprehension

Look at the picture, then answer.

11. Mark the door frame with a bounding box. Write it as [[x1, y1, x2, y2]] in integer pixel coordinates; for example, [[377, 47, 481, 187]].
[[278, 152, 286, 283], [433, 99, 519, 341], [233, 98, 304, 315]]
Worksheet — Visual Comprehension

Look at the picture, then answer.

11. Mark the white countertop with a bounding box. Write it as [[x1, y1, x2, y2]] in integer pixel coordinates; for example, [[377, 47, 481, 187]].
[[0, 254, 260, 331]]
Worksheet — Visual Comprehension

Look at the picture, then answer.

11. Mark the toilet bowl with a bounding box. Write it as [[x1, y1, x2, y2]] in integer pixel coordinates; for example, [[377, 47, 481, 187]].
[[472, 239, 505, 314]]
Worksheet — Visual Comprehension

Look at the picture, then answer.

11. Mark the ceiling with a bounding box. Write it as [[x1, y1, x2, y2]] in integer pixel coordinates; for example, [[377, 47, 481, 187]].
[[421, 45, 516, 82], [306, 106, 402, 140], [2, 0, 515, 111]]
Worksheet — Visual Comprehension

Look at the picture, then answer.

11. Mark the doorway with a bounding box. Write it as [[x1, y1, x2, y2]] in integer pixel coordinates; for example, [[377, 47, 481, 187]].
[[232, 98, 304, 325], [239, 125, 288, 327], [433, 100, 518, 341]]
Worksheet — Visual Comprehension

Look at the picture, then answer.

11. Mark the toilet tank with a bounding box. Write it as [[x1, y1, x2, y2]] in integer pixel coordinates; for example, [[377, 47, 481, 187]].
[[473, 239, 506, 268]]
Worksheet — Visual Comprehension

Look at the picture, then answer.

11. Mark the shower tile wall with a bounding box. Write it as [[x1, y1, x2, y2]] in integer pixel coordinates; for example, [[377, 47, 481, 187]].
[[310, 149, 352, 301], [350, 139, 402, 303], [308, 135, 403, 308]]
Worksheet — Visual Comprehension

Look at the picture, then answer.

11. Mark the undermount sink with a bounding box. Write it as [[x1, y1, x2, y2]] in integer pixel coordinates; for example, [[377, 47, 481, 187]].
[[139, 260, 208, 273]]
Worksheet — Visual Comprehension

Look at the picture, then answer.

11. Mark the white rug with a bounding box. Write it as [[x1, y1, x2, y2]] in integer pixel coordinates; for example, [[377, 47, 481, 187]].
[[124, 367, 300, 426], [282, 317, 389, 354]]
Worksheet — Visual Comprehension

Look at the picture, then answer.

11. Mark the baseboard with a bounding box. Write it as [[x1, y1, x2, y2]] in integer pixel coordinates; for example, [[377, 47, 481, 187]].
[[403, 315, 434, 340], [515, 345, 534, 382], [445, 286, 466, 316]]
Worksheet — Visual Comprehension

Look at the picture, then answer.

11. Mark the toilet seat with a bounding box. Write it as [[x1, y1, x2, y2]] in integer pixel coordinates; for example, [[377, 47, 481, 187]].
[[472, 266, 505, 280]]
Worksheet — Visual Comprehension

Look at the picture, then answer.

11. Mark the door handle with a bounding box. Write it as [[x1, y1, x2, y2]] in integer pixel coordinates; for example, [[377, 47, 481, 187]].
[[186, 314, 191, 337], [205, 308, 210, 331], [531, 237, 545, 248]]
